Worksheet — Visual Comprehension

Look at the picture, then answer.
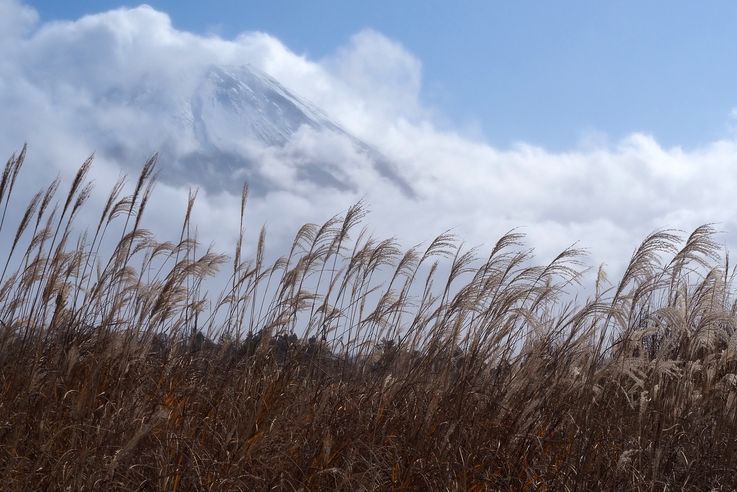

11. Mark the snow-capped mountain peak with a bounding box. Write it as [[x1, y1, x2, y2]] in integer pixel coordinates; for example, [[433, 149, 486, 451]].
[[130, 64, 415, 198]]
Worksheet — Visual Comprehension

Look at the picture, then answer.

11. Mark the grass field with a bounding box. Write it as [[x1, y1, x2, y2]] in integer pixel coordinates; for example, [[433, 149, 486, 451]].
[[1, 146, 736, 490]]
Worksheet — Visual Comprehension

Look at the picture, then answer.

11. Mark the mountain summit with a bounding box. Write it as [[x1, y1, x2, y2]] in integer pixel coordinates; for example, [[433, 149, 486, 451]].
[[103, 64, 413, 198], [193, 65, 344, 148]]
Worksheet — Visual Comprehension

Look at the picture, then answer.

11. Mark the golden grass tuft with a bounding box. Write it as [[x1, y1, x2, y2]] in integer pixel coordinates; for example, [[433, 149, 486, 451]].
[[1, 148, 737, 490]]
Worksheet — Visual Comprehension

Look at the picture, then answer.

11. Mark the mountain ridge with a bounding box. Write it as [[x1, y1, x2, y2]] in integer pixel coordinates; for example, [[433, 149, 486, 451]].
[[102, 63, 414, 198]]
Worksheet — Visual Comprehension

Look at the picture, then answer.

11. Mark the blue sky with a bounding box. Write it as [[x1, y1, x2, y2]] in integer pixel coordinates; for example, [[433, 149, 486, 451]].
[[24, 1, 737, 150]]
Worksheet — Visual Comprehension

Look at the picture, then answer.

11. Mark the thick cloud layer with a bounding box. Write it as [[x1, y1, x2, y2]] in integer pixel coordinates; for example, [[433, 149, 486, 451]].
[[2, 0, 737, 279]]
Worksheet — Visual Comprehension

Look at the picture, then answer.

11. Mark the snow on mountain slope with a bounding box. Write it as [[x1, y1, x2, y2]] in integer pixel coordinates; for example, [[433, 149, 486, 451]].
[[193, 65, 339, 147], [101, 64, 413, 198]]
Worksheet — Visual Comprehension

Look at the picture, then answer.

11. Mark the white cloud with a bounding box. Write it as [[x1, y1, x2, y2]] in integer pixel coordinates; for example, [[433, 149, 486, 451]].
[[2, 0, 737, 282], [0, 0, 37, 44], [321, 29, 423, 120]]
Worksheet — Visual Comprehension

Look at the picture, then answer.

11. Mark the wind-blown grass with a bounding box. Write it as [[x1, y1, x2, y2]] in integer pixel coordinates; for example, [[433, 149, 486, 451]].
[[1, 146, 736, 490]]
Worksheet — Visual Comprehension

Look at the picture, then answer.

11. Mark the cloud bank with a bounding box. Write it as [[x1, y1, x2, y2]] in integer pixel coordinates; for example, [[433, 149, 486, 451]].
[[2, 0, 737, 278]]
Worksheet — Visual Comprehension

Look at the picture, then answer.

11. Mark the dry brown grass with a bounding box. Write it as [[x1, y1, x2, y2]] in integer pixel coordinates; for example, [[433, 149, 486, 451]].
[[1, 147, 737, 490]]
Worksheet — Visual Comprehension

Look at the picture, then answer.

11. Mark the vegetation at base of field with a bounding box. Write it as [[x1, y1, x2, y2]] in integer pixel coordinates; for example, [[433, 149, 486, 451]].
[[1, 145, 736, 490]]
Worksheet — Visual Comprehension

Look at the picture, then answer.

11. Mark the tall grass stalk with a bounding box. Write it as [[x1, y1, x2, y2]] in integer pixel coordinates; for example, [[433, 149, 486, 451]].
[[1, 149, 736, 490]]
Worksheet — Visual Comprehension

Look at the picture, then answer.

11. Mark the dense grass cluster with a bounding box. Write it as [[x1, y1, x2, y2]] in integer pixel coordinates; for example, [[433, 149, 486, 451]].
[[1, 146, 737, 490]]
